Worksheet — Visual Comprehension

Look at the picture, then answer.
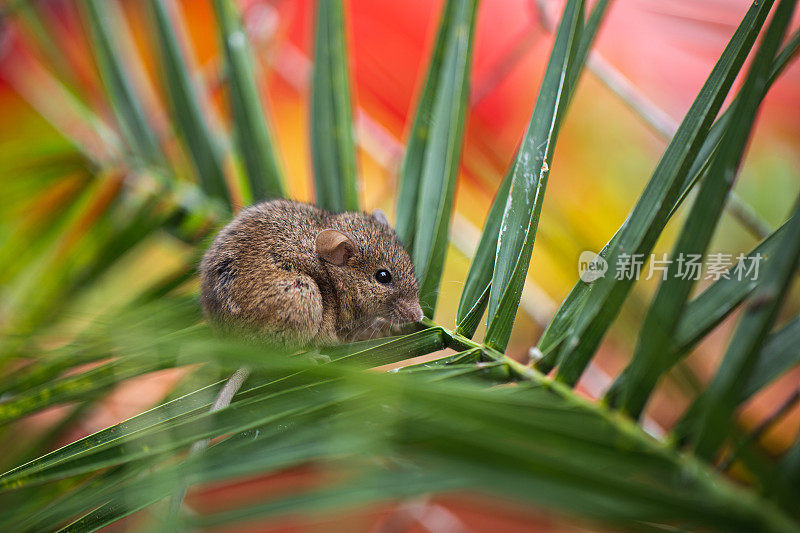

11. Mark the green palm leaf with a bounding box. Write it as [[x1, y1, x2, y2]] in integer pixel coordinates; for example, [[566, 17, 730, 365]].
[[212, 0, 286, 202], [606, 0, 797, 419], [676, 196, 800, 460], [484, 0, 584, 351], [393, 0, 478, 316], [4, 339, 798, 532], [311, 0, 359, 212], [554, 0, 775, 385], [149, 0, 231, 205], [457, 0, 611, 340], [536, 6, 800, 375], [743, 315, 800, 399], [605, 221, 790, 406], [455, 163, 512, 337], [82, 0, 164, 170]]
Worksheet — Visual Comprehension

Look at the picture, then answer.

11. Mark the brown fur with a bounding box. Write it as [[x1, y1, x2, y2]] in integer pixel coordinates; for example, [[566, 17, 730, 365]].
[[199, 199, 423, 347]]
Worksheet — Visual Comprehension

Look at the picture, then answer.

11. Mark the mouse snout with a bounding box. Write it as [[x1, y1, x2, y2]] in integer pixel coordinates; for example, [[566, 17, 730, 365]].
[[394, 299, 424, 323]]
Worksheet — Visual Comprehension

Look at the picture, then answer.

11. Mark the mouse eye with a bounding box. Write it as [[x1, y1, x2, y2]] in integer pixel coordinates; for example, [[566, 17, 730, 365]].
[[374, 269, 392, 284]]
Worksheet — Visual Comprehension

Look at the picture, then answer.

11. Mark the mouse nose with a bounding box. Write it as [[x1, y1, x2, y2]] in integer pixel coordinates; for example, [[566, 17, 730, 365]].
[[396, 299, 424, 323]]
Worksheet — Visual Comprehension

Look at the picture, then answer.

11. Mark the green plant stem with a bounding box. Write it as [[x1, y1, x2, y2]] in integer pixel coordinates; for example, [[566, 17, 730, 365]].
[[167, 365, 251, 525], [419, 320, 798, 532]]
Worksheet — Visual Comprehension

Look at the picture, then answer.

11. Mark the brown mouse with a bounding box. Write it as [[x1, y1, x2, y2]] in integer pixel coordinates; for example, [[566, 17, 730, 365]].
[[199, 199, 424, 347]]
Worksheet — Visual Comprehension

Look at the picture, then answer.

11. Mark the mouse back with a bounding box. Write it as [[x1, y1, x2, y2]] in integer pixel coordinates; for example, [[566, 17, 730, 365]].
[[200, 199, 423, 344]]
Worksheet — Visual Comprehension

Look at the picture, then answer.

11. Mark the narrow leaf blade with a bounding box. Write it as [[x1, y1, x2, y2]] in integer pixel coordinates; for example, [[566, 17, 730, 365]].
[[458, 0, 611, 340], [606, 0, 792, 418], [213, 0, 286, 201], [401, 0, 479, 317], [484, 0, 585, 351], [310, 0, 359, 212], [394, 0, 456, 247], [678, 196, 800, 459], [150, 0, 231, 205], [540, 9, 800, 376], [742, 315, 800, 399], [82, 0, 164, 169], [555, 0, 776, 386]]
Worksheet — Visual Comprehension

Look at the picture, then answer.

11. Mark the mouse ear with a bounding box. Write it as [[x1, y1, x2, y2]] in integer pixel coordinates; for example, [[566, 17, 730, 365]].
[[316, 229, 357, 266], [372, 209, 390, 227]]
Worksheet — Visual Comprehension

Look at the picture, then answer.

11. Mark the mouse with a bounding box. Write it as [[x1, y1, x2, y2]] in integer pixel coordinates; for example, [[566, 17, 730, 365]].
[[170, 200, 425, 516], [199, 199, 424, 347]]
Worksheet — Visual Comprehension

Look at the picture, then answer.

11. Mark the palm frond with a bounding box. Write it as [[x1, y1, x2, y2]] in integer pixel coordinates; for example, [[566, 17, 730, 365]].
[[553, 0, 776, 385], [608, 0, 797, 419], [149, 0, 231, 205], [394, 0, 478, 316], [311, 0, 359, 212], [212, 0, 286, 202]]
